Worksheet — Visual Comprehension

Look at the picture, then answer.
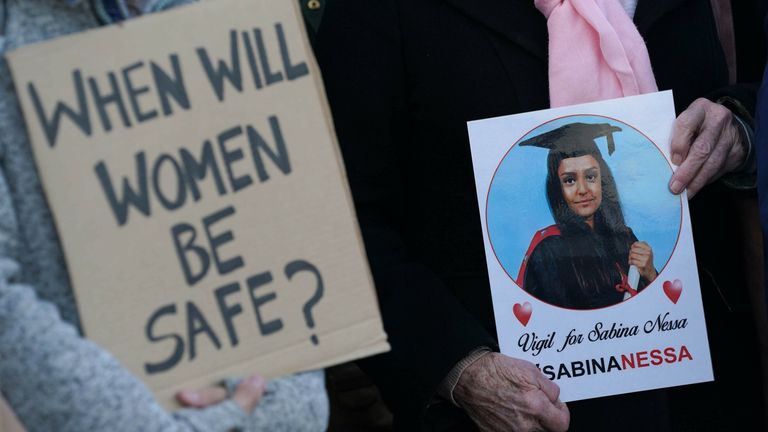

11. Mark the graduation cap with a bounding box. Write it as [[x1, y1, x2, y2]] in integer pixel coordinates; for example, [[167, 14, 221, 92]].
[[519, 122, 622, 156]]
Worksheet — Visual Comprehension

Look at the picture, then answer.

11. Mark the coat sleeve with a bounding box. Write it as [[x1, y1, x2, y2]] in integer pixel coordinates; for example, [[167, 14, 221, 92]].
[[316, 0, 497, 415]]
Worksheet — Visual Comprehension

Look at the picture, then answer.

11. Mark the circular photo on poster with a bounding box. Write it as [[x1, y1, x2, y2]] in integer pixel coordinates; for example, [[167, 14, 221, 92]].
[[486, 115, 682, 310]]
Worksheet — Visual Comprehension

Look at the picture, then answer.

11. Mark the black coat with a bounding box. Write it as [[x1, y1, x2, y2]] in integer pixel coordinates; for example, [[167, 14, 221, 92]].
[[317, 0, 766, 430]]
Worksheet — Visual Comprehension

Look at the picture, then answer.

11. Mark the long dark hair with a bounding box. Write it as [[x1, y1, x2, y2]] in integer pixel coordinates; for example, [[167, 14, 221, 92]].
[[545, 149, 633, 296]]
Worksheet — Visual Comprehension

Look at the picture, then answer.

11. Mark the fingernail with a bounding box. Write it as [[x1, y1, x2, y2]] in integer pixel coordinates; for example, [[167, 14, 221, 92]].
[[181, 391, 199, 403], [669, 180, 682, 194], [671, 153, 682, 165]]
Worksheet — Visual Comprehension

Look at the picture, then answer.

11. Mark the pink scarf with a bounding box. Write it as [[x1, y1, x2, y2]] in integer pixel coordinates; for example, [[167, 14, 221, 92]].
[[535, 0, 658, 107]]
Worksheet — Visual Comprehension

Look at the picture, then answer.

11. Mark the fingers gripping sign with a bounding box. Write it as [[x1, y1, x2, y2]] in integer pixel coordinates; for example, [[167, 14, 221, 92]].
[[454, 353, 570, 432], [177, 373, 266, 413], [668, 98, 746, 199], [534, 372, 570, 432]]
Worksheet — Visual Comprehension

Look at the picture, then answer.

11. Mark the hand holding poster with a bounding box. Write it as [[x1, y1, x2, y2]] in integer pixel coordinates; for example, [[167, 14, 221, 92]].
[[6, 0, 388, 406], [467, 91, 713, 401]]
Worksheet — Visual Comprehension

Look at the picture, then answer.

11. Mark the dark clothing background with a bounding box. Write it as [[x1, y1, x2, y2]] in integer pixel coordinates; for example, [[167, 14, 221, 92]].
[[318, 0, 766, 430]]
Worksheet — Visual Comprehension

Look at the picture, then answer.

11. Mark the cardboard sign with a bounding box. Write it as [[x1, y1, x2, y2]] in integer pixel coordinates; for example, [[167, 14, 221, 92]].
[[7, 0, 388, 406], [467, 91, 713, 401], [0, 396, 25, 432]]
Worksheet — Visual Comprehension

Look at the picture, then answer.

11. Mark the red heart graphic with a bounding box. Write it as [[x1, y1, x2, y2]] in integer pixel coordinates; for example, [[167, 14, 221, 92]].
[[663, 279, 683, 304], [513, 302, 532, 326]]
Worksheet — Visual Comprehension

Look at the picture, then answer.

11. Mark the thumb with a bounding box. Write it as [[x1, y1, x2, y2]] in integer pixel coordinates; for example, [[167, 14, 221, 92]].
[[232, 374, 266, 413]]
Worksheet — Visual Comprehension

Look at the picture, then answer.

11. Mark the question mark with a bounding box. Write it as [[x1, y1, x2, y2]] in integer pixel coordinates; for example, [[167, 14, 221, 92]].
[[285, 259, 324, 345]]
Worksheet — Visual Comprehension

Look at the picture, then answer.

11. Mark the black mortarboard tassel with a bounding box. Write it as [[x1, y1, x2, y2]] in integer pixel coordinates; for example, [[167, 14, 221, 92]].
[[519, 122, 622, 156]]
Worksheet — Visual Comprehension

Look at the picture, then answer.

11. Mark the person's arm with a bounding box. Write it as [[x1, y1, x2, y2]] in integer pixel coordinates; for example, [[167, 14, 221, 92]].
[[0, 162, 254, 432], [223, 371, 329, 432], [0, 282, 260, 432], [178, 371, 328, 432]]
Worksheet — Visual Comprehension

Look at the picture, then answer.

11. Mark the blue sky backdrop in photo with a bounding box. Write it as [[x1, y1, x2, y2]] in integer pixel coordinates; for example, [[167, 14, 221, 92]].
[[486, 115, 681, 281]]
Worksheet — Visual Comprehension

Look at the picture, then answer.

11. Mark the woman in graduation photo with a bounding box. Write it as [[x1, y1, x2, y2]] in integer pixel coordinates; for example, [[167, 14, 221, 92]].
[[516, 122, 657, 309]]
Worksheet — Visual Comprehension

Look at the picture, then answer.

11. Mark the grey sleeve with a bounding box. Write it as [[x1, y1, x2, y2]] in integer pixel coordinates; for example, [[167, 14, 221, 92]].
[[0, 165, 248, 432], [224, 371, 329, 432]]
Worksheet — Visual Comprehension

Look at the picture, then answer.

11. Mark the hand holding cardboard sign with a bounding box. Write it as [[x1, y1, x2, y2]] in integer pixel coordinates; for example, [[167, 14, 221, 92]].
[[454, 353, 569, 432], [177, 373, 265, 413]]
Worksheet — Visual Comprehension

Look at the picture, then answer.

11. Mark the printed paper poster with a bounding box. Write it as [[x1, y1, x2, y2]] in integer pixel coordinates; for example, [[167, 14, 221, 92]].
[[467, 91, 712, 401]]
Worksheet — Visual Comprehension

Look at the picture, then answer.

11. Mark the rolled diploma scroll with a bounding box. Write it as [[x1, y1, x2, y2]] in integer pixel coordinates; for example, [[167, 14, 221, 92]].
[[624, 265, 640, 300]]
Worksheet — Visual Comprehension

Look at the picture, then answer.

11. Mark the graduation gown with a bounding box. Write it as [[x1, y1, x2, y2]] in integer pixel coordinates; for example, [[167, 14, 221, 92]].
[[522, 226, 648, 310]]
